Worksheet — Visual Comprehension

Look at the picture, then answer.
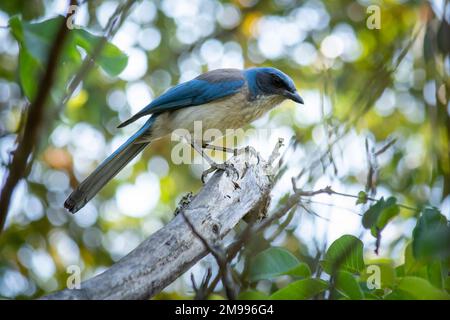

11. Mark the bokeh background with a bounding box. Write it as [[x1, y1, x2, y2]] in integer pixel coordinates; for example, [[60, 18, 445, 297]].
[[0, 0, 449, 299]]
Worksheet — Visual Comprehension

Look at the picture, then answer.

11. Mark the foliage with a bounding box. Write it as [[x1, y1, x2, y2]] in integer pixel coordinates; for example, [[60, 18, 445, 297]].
[[249, 247, 310, 282], [9, 15, 127, 101], [361, 196, 399, 237], [320, 235, 365, 274], [242, 212, 449, 299], [412, 208, 450, 261]]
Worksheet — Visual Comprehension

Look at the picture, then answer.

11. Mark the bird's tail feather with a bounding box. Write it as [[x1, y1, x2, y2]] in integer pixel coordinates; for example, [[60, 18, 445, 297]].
[[64, 118, 154, 214]]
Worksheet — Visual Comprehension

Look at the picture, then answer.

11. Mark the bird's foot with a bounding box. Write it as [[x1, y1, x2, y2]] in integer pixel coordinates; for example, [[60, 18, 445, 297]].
[[235, 146, 261, 164], [201, 161, 239, 184], [174, 192, 194, 216], [202, 144, 261, 164]]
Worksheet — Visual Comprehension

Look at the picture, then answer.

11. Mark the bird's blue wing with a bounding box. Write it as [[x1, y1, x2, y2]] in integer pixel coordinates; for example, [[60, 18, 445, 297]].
[[118, 69, 245, 128]]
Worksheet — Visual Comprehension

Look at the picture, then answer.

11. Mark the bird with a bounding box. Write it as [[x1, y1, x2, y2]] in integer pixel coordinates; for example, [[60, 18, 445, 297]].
[[64, 67, 304, 213]]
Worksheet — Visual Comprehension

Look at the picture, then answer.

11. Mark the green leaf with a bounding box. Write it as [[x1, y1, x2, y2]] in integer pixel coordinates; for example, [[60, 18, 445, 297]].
[[9, 15, 128, 101], [412, 208, 450, 260], [427, 261, 445, 289], [445, 277, 450, 292], [384, 289, 416, 300], [404, 243, 427, 277], [17, 48, 42, 100], [10, 16, 64, 100], [396, 276, 450, 300], [270, 279, 328, 300], [249, 247, 300, 282], [10, 15, 63, 63], [360, 259, 396, 290], [437, 19, 450, 55], [335, 271, 364, 300], [9, 16, 24, 42], [362, 197, 399, 236], [356, 191, 368, 205], [284, 263, 311, 278], [395, 264, 405, 277], [363, 292, 381, 300], [321, 235, 365, 274], [238, 291, 269, 300], [73, 29, 128, 76]]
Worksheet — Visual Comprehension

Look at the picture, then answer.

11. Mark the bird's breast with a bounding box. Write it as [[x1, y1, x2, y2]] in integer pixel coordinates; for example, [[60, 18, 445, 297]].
[[151, 91, 283, 141]]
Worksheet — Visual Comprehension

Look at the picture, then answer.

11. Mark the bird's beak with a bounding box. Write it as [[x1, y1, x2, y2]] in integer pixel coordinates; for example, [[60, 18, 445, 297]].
[[285, 90, 304, 104]]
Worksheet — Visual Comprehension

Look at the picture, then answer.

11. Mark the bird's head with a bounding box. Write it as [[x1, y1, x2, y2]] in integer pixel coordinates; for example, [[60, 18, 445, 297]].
[[245, 67, 304, 104]]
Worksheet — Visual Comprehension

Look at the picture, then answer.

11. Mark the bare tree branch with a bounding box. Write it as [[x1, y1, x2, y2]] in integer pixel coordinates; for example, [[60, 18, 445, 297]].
[[181, 209, 238, 300], [42, 151, 273, 300]]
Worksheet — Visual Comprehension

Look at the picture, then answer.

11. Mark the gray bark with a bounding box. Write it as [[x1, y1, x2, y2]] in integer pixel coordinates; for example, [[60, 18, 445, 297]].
[[43, 153, 272, 300]]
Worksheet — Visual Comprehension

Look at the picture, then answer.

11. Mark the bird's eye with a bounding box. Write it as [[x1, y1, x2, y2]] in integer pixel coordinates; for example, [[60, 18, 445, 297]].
[[271, 76, 284, 88]]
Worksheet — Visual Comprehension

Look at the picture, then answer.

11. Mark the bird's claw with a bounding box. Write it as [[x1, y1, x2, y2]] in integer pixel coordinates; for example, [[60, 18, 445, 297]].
[[201, 162, 239, 183], [236, 146, 261, 164], [247, 146, 261, 164], [174, 192, 194, 216]]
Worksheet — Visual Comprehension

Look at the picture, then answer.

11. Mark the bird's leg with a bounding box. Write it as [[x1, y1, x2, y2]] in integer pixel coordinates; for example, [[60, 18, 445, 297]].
[[202, 143, 237, 155], [190, 141, 239, 183], [202, 143, 261, 164]]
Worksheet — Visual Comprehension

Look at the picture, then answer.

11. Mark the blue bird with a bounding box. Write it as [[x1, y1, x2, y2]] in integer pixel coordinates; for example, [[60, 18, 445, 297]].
[[64, 67, 303, 213]]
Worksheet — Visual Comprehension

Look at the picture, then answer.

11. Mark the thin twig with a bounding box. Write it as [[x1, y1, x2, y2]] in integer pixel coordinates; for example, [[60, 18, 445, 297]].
[[181, 210, 237, 300], [301, 199, 362, 216], [293, 30, 421, 186], [268, 138, 284, 166], [0, 0, 136, 233], [266, 208, 296, 242], [59, 0, 135, 107], [375, 138, 397, 156], [191, 268, 212, 300], [365, 138, 375, 195], [310, 186, 417, 211], [201, 182, 418, 295]]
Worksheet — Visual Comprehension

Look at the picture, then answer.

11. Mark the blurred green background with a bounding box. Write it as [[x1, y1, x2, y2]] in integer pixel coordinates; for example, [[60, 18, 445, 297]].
[[0, 0, 449, 299]]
